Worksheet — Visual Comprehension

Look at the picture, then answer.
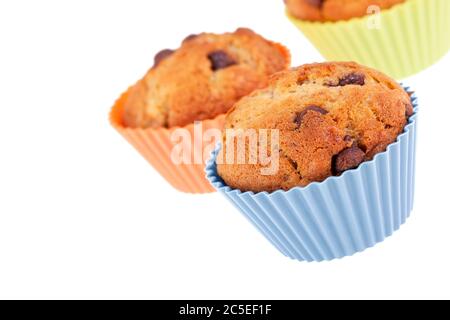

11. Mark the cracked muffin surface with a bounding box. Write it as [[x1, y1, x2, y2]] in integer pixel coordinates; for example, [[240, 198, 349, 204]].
[[123, 28, 290, 128], [285, 0, 406, 22], [217, 62, 413, 192]]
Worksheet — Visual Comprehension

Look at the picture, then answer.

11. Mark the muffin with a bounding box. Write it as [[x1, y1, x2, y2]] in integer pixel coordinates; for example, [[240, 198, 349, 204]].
[[207, 62, 418, 261], [123, 27, 291, 128], [286, 0, 450, 79], [285, 0, 406, 22], [110, 28, 290, 193], [218, 62, 413, 192]]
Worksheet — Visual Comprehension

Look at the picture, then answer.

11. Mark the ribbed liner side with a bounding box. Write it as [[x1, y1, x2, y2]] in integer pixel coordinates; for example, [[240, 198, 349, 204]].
[[206, 88, 418, 262], [110, 89, 225, 194]]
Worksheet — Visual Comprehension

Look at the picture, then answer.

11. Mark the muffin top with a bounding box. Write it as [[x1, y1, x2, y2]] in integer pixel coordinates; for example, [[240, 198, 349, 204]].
[[123, 28, 290, 128], [217, 62, 413, 192], [285, 0, 406, 22]]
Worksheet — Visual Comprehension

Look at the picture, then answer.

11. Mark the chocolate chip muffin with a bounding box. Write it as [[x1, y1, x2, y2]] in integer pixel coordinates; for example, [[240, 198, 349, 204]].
[[123, 28, 290, 128], [285, 0, 406, 22], [217, 62, 413, 192]]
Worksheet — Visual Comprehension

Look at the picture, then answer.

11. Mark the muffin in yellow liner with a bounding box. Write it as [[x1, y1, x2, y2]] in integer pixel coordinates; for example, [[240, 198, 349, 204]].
[[287, 0, 450, 79]]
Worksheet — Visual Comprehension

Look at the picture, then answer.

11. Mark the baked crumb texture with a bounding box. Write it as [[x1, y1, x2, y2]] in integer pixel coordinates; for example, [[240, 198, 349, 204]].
[[123, 28, 290, 128], [285, 0, 406, 22], [217, 62, 413, 192]]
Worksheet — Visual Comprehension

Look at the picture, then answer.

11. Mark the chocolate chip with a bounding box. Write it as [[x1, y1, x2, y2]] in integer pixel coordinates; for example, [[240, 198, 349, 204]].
[[306, 0, 324, 7], [294, 106, 328, 127], [208, 50, 237, 71], [332, 146, 366, 175], [154, 49, 174, 67], [183, 34, 198, 43], [288, 157, 298, 170], [338, 73, 365, 86]]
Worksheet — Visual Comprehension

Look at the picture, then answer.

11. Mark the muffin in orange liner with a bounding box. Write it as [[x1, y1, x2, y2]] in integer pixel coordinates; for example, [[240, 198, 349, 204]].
[[110, 88, 226, 193], [110, 29, 291, 194]]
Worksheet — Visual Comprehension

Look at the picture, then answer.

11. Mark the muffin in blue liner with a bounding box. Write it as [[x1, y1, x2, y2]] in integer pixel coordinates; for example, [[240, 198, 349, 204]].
[[206, 87, 418, 262]]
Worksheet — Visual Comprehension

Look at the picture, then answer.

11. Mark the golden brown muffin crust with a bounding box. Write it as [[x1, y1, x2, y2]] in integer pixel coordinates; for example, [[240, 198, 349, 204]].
[[217, 62, 413, 192], [285, 0, 406, 22], [123, 28, 290, 128]]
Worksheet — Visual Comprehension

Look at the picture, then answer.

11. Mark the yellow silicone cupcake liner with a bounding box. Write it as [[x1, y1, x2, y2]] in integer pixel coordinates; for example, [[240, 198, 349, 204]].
[[288, 0, 450, 80]]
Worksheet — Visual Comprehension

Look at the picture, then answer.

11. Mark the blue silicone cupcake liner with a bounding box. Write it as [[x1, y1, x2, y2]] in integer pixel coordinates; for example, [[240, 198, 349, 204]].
[[206, 87, 418, 262]]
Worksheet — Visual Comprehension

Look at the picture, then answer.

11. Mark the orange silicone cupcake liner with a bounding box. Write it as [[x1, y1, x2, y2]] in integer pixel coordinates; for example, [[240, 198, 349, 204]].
[[110, 88, 226, 194]]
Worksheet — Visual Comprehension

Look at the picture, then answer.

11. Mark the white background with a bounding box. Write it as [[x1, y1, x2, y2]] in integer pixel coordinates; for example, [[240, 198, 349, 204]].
[[0, 0, 449, 300]]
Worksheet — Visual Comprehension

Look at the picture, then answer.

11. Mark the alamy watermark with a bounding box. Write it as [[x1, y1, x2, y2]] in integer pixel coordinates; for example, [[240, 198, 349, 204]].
[[367, 5, 382, 30], [170, 122, 280, 175]]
